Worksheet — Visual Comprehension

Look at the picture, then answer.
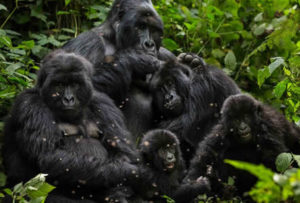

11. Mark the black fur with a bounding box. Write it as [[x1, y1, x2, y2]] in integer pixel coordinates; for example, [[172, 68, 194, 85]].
[[62, 0, 177, 139], [185, 94, 300, 197], [136, 129, 210, 203], [149, 57, 241, 165], [3, 50, 139, 202]]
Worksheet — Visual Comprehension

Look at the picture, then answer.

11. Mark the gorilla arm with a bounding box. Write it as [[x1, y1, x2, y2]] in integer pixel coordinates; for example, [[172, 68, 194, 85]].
[[8, 89, 137, 188]]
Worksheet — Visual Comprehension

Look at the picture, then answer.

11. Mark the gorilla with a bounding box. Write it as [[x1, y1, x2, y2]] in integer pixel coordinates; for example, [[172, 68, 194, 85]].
[[62, 0, 176, 138], [3, 50, 139, 203], [184, 94, 300, 198], [149, 55, 241, 164], [135, 129, 210, 203]]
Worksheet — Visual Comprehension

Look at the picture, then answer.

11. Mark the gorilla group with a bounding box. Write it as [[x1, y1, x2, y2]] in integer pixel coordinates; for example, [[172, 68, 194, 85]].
[[3, 0, 300, 202]]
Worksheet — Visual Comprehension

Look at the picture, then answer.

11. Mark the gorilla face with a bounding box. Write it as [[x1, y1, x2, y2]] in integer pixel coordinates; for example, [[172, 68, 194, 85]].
[[150, 62, 192, 118], [115, 0, 163, 56], [140, 129, 182, 173], [39, 51, 94, 121], [157, 145, 177, 172], [221, 94, 259, 144]]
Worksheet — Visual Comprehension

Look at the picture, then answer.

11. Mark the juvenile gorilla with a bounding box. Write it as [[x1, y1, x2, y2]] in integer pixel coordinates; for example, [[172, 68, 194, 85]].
[[137, 129, 210, 203], [3, 50, 139, 202], [185, 94, 300, 197], [149, 57, 241, 164]]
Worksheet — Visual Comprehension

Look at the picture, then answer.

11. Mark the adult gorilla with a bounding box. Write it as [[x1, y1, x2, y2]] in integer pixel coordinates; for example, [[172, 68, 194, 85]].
[[3, 50, 139, 203], [63, 0, 176, 137]]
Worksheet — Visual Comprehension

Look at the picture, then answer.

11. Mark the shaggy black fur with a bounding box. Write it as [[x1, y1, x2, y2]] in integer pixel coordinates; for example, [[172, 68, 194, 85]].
[[3, 50, 139, 203], [149, 56, 241, 165], [185, 94, 300, 197]]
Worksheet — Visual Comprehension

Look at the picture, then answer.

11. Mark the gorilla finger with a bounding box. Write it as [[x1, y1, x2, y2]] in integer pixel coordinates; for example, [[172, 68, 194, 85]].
[[191, 58, 201, 68], [177, 53, 187, 61], [183, 54, 193, 63]]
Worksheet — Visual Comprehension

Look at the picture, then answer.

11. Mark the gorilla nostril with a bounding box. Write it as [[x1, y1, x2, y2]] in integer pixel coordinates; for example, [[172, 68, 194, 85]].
[[63, 96, 75, 106], [144, 40, 155, 49]]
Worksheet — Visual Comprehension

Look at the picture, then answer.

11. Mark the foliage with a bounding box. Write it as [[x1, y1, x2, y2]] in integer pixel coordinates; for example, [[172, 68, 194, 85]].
[[0, 173, 55, 203], [225, 157, 300, 203], [154, 0, 300, 123], [0, 0, 300, 201]]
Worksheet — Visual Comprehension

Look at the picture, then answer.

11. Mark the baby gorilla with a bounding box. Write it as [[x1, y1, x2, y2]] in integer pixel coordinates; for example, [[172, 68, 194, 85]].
[[185, 94, 300, 198], [136, 129, 210, 203]]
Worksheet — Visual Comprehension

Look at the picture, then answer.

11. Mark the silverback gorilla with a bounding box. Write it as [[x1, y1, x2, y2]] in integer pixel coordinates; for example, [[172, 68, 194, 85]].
[[184, 94, 300, 198], [62, 0, 176, 138], [3, 50, 139, 203]]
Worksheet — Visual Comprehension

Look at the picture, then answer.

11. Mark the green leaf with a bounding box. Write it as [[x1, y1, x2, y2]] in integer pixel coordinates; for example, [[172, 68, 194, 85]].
[[254, 12, 263, 22], [162, 38, 179, 51], [0, 172, 7, 187], [227, 176, 235, 186], [65, 0, 71, 6], [3, 188, 13, 196], [212, 49, 225, 58], [273, 79, 288, 99], [293, 154, 300, 167], [225, 159, 274, 181], [0, 36, 12, 47], [268, 57, 285, 74], [224, 50, 236, 70], [257, 67, 270, 87], [27, 183, 55, 199], [275, 153, 293, 173], [253, 23, 266, 36], [6, 63, 22, 75], [0, 4, 7, 11]]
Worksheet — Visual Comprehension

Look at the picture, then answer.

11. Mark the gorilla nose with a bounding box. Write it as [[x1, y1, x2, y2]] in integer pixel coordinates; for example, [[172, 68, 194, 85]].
[[143, 40, 155, 51], [167, 153, 175, 162], [63, 96, 75, 106], [165, 94, 174, 102]]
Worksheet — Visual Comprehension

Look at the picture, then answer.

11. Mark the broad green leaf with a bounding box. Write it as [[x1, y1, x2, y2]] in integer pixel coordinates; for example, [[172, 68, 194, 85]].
[[162, 38, 179, 51], [224, 50, 236, 70], [31, 7, 47, 23], [3, 188, 13, 196], [227, 176, 235, 186], [212, 49, 225, 58], [6, 63, 22, 75], [0, 4, 7, 11], [0, 36, 12, 47], [225, 159, 274, 181], [27, 183, 55, 199], [273, 174, 288, 186], [257, 67, 270, 87], [268, 57, 285, 74], [273, 79, 288, 99], [254, 13, 263, 22], [65, 0, 71, 6], [0, 172, 7, 187], [253, 23, 266, 36], [293, 154, 300, 167], [275, 153, 293, 173]]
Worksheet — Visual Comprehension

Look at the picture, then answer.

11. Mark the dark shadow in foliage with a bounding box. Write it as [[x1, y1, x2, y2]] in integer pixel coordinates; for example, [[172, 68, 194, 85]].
[[3, 50, 139, 203], [184, 94, 300, 198]]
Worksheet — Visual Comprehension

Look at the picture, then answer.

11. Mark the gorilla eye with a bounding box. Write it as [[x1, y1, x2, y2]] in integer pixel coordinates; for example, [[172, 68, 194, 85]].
[[138, 24, 147, 30]]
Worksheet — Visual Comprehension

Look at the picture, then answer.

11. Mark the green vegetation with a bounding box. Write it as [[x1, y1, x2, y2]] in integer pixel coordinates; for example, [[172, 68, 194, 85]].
[[0, 0, 299, 202]]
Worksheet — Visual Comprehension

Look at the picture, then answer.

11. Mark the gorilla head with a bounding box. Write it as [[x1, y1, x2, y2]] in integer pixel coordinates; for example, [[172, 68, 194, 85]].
[[150, 61, 193, 118], [140, 129, 183, 173], [103, 0, 163, 56], [37, 50, 94, 122], [220, 94, 260, 144]]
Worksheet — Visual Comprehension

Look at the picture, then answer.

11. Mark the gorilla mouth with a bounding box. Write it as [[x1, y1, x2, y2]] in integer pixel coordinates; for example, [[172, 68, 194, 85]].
[[166, 162, 175, 169], [240, 132, 252, 141]]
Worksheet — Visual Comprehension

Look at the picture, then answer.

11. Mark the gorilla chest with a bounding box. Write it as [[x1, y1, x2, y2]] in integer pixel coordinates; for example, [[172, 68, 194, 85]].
[[123, 87, 153, 138]]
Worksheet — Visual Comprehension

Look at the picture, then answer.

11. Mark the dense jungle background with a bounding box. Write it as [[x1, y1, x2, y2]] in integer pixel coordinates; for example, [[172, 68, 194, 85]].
[[0, 0, 300, 202]]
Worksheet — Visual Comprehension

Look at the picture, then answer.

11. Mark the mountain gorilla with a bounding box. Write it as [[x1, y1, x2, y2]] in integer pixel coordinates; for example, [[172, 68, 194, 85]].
[[135, 129, 210, 203], [184, 94, 300, 197], [62, 0, 176, 138], [149, 55, 241, 165], [3, 50, 139, 203]]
